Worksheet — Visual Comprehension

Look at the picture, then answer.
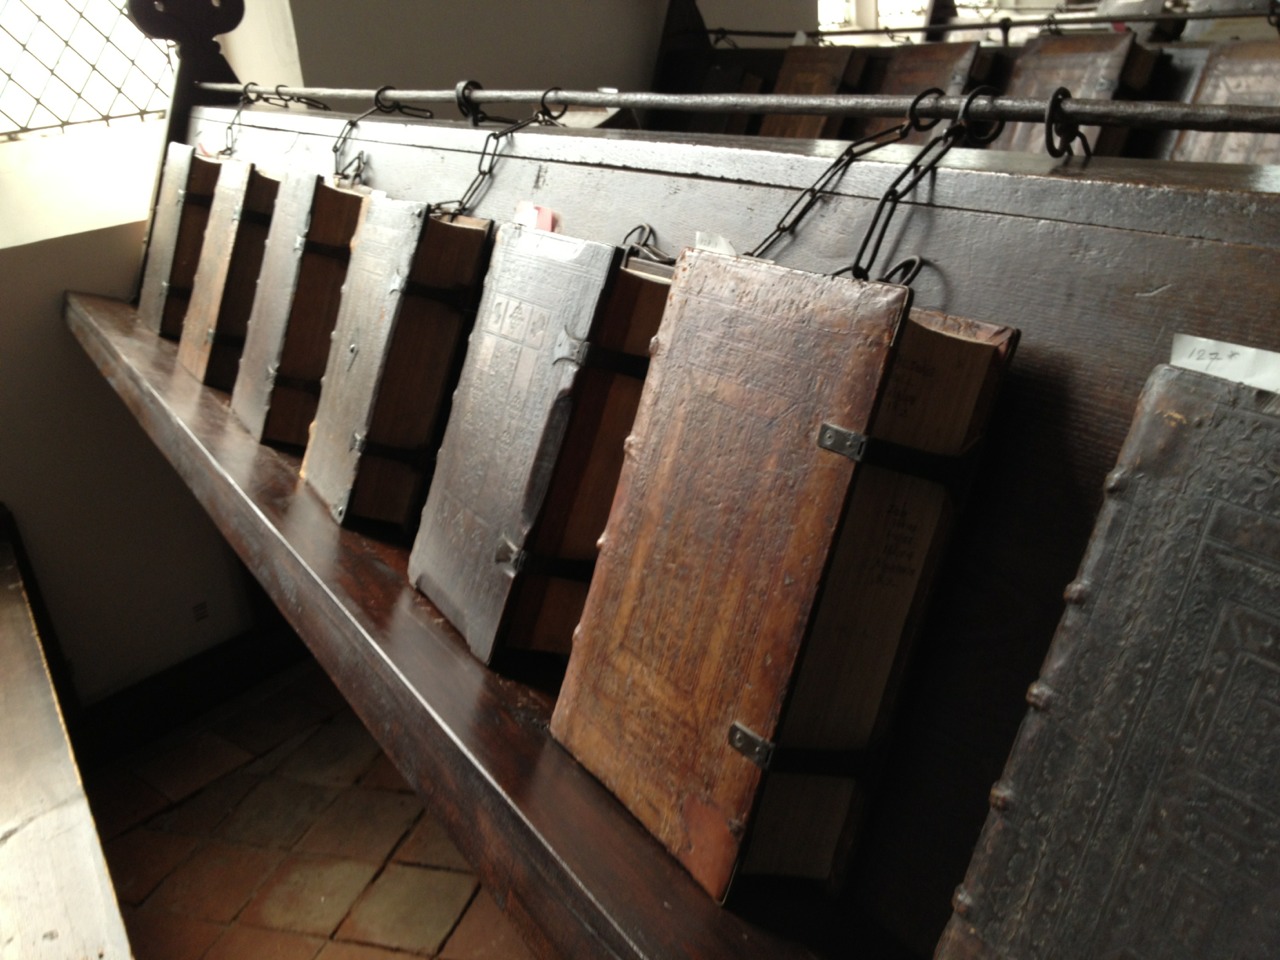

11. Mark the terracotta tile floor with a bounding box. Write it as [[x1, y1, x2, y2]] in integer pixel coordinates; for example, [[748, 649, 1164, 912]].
[[84, 661, 535, 960]]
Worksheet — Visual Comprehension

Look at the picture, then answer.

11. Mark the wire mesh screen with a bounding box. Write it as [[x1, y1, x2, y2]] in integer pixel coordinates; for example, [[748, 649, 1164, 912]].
[[0, 0, 174, 139]]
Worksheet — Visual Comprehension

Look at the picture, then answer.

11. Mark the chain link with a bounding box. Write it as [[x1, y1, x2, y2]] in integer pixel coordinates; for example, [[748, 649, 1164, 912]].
[[748, 87, 947, 260]]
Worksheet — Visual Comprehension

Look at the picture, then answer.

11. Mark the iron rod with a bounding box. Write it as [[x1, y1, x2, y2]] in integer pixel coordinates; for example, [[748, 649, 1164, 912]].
[[196, 84, 1280, 134], [711, 7, 1278, 38]]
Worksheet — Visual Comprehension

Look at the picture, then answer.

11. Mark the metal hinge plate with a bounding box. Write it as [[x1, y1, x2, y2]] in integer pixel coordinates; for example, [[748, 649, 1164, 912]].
[[728, 722, 775, 770], [817, 422, 867, 462]]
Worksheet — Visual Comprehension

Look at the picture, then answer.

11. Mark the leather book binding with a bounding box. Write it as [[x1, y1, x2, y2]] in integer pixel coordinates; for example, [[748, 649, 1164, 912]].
[[408, 223, 621, 662], [552, 250, 1015, 900], [302, 206, 492, 534], [230, 174, 367, 446], [937, 364, 1280, 960], [177, 162, 279, 390], [137, 143, 221, 339]]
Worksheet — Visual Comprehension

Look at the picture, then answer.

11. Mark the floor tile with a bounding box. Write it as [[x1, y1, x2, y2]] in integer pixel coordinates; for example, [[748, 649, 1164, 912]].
[[393, 813, 471, 872], [148, 771, 259, 837], [123, 903, 225, 960], [296, 787, 422, 863], [214, 685, 336, 756], [245, 729, 320, 776], [219, 776, 338, 848], [130, 731, 254, 802], [316, 942, 418, 959], [84, 767, 170, 840], [359, 753, 414, 793], [240, 854, 379, 937], [104, 827, 200, 905], [439, 890, 536, 960], [336, 864, 477, 955], [277, 713, 382, 787], [148, 838, 284, 923], [203, 924, 326, 960]]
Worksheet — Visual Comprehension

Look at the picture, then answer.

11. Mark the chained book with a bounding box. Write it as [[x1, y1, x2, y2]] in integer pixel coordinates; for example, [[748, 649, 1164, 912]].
[[177, 160, 278, 390], [937, 364, 1280, 960], [301, 203, 492, 534], [551, 249, 1017, 900]]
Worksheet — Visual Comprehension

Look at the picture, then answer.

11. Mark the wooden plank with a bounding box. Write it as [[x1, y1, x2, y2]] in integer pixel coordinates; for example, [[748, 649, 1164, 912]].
[[938, 365, 1280, 960], [65, 292, 812, 960], [0, 541, 131, 959]]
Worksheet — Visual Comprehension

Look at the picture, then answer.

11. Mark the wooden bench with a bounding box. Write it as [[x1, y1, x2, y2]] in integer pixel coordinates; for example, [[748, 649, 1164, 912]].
[[0, 508, 131, 959]]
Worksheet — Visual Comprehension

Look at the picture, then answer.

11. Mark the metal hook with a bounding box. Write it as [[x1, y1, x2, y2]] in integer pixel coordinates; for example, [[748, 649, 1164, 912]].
[[456, 80, 485, 126], [375, 85, 434, 120], [333, 103, 378, 183], [620, 224, 676, 265], [956, 85, 1004, 146], [879, 256, 924, 286], [1043, 87, 1092, 161], [711, 27, 738, 48], [907, 87, 945, 133], [539, 87, 567, 124], [218, 83, 257, 156]]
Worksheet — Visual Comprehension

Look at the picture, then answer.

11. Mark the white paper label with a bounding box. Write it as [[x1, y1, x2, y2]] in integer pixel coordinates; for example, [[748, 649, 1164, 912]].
[[1171, 334, 1280, 393]]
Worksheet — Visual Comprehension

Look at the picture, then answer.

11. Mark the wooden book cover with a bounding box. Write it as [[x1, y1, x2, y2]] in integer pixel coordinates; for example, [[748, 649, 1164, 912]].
[[551, 250, 915, 900], [501, 257, 673, 655], [178, 163, 279, 390], [937, 364, 1280, 960], [137, 143, 221, 338], [1171, 41, 1280, 166], [995, 34, 1154, 155], [760, 46, 866, 140], [846, 43, 982, 144], [230, 174, 367, 445], [302, 206, 492, 534], [407, 224, 620, 663]]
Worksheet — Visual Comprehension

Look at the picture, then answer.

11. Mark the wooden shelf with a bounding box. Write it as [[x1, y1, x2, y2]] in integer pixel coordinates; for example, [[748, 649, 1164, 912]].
[[65, 291, 819, 960]]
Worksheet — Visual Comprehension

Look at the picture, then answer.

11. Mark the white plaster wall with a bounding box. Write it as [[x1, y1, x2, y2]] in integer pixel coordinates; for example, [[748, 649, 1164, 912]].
[[0, 223, 253, 703], [290, 0, 669, 96]]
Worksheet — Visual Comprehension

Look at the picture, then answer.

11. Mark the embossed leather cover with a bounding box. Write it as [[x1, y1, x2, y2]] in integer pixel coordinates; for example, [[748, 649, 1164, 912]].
[[408, 224, 620, 662], [1172, 41, 1280, 165], [178, 163, 278, 390], [550, 250, 911, 900], [303, 205, 491, 534], [138, 143, 220, 338], [230, 175, 366, 446], [937, 364, 1280, 960]]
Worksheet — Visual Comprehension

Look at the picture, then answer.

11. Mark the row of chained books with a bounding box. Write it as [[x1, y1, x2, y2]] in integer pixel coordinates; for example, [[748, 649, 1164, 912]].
[[139, 136, 1280, 956], [141, 139, 1020, 900]]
